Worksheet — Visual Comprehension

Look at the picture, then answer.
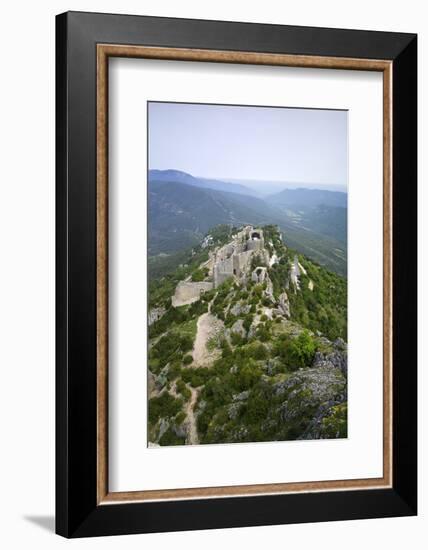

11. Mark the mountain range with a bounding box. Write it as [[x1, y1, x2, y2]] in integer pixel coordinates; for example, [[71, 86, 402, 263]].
[[149, 169, 258, 196], [148, 170, 347, 276]]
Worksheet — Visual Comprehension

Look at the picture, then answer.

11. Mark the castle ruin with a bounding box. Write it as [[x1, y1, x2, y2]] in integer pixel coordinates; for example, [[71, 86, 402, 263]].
[[212, 226, 264, 287], [171, 226, 267, 307], [171, 281, 214, 307], [251, 266, 268, 284]]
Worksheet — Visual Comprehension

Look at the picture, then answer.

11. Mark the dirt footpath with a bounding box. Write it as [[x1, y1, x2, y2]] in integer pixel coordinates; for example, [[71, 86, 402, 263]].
[[192, 312, 223, 367]]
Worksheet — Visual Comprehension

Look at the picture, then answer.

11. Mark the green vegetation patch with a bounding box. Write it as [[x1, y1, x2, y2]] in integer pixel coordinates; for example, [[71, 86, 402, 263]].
[[149, 330, 195, 374], [148, 392, 184, 424], [273, 330, 316, 371], [159, 427, 186, 446], [320, 403, 348, 438]]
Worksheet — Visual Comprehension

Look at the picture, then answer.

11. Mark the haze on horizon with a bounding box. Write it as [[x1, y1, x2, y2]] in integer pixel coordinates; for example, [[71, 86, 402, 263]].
[[148, 102, 348, 193]]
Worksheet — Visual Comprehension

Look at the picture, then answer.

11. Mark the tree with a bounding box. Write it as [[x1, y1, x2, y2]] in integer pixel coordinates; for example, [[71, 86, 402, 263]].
[[183, 354, 193, 365], [287, 330, 316, 370]]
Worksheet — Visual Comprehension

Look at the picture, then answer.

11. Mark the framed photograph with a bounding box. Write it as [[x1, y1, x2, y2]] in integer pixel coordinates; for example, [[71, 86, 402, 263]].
[[56, 11, 417, 537]]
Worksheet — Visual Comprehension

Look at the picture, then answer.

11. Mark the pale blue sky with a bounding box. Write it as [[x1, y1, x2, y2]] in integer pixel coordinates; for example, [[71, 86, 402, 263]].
[[148, 102, 348, 190]]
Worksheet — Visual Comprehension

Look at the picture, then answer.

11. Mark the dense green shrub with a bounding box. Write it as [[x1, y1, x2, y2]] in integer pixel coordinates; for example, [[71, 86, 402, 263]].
[[197, 410, 210, 436], [148, 357, 161, 374], [220, 339, 233, 358], [176, 379, 191, 400], [235, 362, 262, 391], [225, 313, 238, 328], [257, 324, 272, 343], [175, 411, 186, 425], [148, 393, 183, 424], [159, 427, 186, 446], [275, 330, 316, 370], [149, 305, 190, 338], [181, 367, 211, 388], [166, 360, 182, 381], [187, 300, 206, 318], [321, 403, 347, 438], [203, 376, 232, 406], [243, 314, 254, 332], [230, 332, 245, 346], [183, 354, 193, 365], [201, 289, 216, 302], [191, 268, 207, 282], [250, 343, 268, 360], [288, 330, 316, 368], [180, 334, 194, 354], [242, 391, 270, 424], [252, 285, 263, 300], [152, 328, 197, 366]]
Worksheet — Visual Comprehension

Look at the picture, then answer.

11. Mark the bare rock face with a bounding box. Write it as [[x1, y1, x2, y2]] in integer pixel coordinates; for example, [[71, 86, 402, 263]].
[[278, 292, 290, 318], [155, 367, 168, 391], [230, 318, 246, 338], [312, 348, 348, 378], [227, 402, 244, 420], [334, 337, 347, 350], [261, 249, 271, 266], [173, 422, 188, 439], [148, 307, 166, 326], [229, 426, 250, 442], [274, 365, 347, 424], [271, 308, 285, 318], [233, 390, 250, 402], [265, 278, 275, 301], [158, 418, 170, 440], [298, 400, 347, 440], [247, 324, 257, 339], [230, 302, 251, 316], [148, 370, 156, 396]]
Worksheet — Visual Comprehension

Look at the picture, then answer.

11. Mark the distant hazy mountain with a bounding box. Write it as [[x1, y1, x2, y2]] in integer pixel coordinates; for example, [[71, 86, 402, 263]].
[[149, 169, 258, 196], [266, 188, 347, 208], [265, 188, 347, 245], [148, 179, 283, 254], [226, 178, 347, 196], [148, 170, 348, 276]]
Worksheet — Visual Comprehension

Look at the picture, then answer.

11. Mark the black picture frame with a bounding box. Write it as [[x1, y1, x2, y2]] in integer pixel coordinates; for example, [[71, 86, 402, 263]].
[[56, 11, 417, 538]]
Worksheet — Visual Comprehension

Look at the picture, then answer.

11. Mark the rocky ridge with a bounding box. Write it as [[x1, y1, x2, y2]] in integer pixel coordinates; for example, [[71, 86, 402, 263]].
[[147, 224, 347, 446]]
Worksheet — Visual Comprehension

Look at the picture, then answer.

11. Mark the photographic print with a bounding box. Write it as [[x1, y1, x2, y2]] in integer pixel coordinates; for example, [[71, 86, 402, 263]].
[[147, 102, 348, 447], [57, 14, 417, 536]]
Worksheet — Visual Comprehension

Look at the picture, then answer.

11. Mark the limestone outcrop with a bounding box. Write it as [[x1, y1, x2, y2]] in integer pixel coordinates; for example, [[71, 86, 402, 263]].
[[148, 306, 166, 326]]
